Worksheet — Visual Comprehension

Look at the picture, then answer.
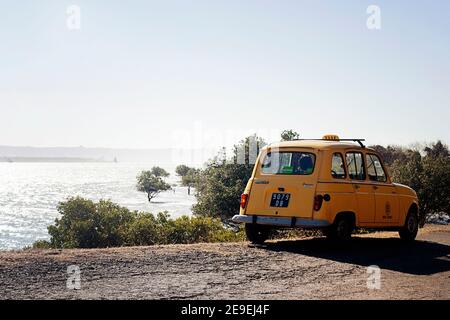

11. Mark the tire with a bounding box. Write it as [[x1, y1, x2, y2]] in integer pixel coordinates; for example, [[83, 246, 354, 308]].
[[325, 216, 354, 241], [245, 223, 270, 244], [399, 211, 418, 241]]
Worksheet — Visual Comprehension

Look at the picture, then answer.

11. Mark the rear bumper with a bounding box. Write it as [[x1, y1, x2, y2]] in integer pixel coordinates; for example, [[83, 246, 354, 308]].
[[231, 214, 330, 228]]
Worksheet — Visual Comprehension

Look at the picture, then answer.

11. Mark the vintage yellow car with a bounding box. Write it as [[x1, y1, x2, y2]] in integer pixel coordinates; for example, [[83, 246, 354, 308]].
[[232, 135, 420, 243]]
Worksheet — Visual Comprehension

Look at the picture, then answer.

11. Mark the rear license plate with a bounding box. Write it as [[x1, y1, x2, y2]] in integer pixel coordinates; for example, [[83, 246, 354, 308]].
[[270, 193, 290, 207]]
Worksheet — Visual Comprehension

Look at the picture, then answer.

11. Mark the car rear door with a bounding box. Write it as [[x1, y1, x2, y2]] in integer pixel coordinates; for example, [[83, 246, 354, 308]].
[[345, 151, 376, 223]]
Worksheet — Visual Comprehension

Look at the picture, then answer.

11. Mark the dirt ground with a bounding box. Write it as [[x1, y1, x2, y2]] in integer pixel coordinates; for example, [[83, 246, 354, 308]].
[[1, 225, 449, 300]]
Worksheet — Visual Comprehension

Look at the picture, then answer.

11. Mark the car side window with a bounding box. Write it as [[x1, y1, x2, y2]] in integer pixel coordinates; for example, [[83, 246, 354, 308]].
[[367, 154, 387, 182], [367, 155, 378, 181], [346, 152, 366, 180], [331, 153, 346, 179]]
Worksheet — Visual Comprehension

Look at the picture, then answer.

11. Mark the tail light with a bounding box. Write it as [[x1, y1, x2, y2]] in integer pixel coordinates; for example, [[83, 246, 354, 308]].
[[240, 194, 249, 209], [313, 195, 323, 211]]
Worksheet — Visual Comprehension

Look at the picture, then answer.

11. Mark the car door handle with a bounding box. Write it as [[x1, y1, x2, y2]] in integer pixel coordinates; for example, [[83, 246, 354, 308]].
[[353, 184, 360, 189], [373, 186, 378, 190]]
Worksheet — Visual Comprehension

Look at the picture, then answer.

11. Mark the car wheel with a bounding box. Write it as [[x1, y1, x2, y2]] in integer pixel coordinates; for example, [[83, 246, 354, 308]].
[[326, 217, 354, 241], [245, 223, 270, 244], [399, 211, 418, 241]]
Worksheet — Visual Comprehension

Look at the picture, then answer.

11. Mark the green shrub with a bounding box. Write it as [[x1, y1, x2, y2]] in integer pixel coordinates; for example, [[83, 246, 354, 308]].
[[36, 197, 243, 249], [32, 240, 52, 249], [125, 213, 162, 246], [47, 197, 134, 248], [164, 215, 245, 244]]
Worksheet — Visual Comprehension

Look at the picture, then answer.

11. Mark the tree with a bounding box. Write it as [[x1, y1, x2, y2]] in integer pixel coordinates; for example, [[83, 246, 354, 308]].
[[232, 134, 266, 165], [192, 134, 266, 221], [183, 169, 200, 195], [424, 140, 449, 158], [176, 165, 200, 195], [280, 129, 300, 141], [175, 165, 191, 177], [369, 145, 409, 166], [150, 166, 170, 178], [136, 167, 171, 202], [391, 142, 450, 225]]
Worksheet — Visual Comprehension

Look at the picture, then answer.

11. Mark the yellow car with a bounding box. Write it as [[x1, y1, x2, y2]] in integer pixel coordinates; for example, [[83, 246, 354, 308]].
[[232, 135, 420, 243]]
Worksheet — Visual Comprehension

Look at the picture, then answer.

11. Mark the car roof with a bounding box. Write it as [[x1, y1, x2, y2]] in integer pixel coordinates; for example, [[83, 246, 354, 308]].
[[265, 140, 375, 151]]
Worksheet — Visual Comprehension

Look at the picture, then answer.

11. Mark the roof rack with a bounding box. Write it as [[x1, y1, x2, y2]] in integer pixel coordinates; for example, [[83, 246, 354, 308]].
[[292, 138, 366, 148]]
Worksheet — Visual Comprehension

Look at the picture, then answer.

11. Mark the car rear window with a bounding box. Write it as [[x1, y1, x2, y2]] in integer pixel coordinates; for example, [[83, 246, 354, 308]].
[[367, 154, 387, 182], [261, 152, 315, 175]]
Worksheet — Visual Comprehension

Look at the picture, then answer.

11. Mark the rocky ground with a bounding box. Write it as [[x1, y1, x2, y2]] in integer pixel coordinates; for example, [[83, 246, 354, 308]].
[[0, 225, 449, 300]]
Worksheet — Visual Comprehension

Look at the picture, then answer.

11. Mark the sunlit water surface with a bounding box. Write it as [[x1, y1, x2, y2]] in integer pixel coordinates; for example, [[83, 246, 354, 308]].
[[0, 163, 195, 250]]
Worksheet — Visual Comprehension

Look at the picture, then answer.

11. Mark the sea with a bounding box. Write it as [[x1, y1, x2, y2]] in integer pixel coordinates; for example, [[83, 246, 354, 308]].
[[0, 162, 196, 250]]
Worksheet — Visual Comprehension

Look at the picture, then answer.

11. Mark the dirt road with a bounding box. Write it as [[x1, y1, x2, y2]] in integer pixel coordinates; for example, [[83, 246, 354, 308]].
[[1, 225, 449, 300]]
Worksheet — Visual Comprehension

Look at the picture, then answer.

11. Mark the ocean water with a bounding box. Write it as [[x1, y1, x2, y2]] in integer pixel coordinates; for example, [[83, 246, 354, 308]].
[[0, 163, 196, 250]]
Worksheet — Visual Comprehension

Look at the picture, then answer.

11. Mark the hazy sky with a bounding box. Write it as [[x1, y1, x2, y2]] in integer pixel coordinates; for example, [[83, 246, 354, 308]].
[[1, 0, 449, 149]]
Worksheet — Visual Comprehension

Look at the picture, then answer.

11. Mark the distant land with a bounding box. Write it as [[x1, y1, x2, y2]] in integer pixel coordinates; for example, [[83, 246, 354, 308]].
[[0, 145, 217, 165], [0, 157, 107, 163]]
